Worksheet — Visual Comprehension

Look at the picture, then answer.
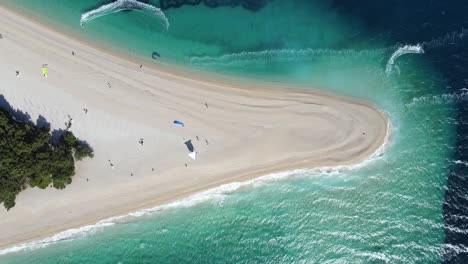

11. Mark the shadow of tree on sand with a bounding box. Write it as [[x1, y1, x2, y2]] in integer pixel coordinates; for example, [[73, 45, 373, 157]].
[[0, 94, 93, 151]]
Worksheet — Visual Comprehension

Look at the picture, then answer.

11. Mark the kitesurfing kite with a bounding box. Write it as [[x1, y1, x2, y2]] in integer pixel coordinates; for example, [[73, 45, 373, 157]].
[[173, 120, 184, 127]]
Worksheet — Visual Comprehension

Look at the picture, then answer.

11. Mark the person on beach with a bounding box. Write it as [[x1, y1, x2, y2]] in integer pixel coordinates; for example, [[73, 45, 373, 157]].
[[65, 115, 73, 130], [140, 65, 143, 68], [42, 64, 48, 77], [205, 102, 208, 108], [108, 160, 115, 169], [15, 71, 20, 77], [83, 108, 88, 114], [72, 51, 75, 56], [139, 138, 144, 146], [205, 139, 209, 145], [107, 82, 112, 88]]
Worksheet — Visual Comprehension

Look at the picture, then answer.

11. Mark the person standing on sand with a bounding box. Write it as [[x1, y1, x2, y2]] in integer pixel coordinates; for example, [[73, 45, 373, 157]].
[[42, 64, 48, 77]]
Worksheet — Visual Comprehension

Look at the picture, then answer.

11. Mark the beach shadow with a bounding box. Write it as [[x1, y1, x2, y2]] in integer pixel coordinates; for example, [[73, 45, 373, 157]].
[[0, 95, 93, 151], [50, 128, 67, 145], [36, 115, 51, 130], [0, 95, 33, 124], [77, 139, 94, 154], [184, 139, 195, 152]]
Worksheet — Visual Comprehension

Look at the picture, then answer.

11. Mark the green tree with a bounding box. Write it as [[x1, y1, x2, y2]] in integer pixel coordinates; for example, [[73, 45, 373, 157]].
[[0, 108, 93, 210]]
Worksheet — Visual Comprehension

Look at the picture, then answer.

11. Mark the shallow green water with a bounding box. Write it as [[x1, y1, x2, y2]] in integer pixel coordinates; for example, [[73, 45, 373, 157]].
[[0, 0, 459, 262]]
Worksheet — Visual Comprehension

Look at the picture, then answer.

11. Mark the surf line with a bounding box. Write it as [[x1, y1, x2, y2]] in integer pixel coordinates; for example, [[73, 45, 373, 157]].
[[80, 0, 169, 30], [0, 119, 391, 256]]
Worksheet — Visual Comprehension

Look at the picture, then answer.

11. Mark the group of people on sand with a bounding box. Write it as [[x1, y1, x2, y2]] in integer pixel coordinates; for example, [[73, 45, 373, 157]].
[[106, 100, 212, 178], [9, 44, 214, 181]]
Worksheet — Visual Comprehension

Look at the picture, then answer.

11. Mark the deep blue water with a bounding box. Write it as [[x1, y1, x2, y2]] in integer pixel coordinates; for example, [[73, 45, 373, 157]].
[[338, 1, 468, 262]]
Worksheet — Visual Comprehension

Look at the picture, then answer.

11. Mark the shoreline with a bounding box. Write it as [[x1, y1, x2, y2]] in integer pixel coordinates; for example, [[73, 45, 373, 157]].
[[0, 1, 375, 99], [0, 122, 391, 255], [0, 5, 389, 253]]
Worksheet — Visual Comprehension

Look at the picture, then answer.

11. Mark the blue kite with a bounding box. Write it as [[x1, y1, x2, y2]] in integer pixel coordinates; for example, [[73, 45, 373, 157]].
[[173, 120, 185, 127]]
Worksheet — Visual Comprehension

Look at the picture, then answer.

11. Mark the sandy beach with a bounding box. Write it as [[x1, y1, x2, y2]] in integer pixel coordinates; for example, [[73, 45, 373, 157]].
[[0, 5, 388, 251]]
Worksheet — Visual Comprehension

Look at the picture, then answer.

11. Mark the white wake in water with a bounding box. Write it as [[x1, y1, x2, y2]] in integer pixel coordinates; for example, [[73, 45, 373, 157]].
[[80, 0, 169, 29], [0, 121, 392, 256], [422, 28, 468, 50], [190, 48, 388, 66], [385, 45, 424, 75], [406, 88, 468, 109]]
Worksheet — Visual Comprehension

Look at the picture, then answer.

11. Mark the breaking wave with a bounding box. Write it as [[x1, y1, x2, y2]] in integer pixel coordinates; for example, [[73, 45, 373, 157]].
[[385, 45, 424, 74], [189, 47, 388, 66], [0, 122, 391, 256], [80, 0, 169, 29]]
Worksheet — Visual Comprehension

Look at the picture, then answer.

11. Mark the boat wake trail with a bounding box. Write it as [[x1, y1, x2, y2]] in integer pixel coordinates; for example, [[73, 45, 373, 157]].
[[189, 48, 388, 66], [422, 28, 468, 50], [80, 0, 169, 29], [406, 88, 468, 109], [385, 45, 424, 75]]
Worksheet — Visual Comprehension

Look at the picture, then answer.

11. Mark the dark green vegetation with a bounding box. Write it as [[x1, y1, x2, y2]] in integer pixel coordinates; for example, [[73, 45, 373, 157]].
[[0, 108, 93, 210]]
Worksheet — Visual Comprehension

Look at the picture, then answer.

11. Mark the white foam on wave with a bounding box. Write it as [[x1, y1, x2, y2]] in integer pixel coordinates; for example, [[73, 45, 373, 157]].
[[189, 47, 388, 66], [453, 159, 468, 167], [0, 121, 392, 256], [80, 0, 169, 29], [406, 88, 468, 109], [385, 45, 424, 75]]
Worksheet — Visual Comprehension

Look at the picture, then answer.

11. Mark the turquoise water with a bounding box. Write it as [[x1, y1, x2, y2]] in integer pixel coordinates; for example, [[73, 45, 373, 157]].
[[1, 0, 464, 262]]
